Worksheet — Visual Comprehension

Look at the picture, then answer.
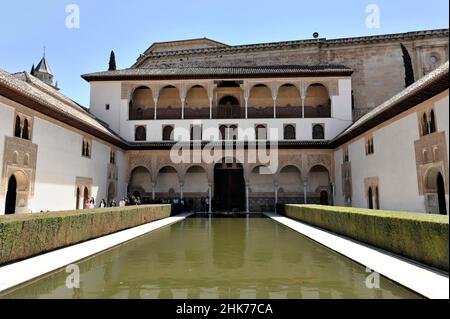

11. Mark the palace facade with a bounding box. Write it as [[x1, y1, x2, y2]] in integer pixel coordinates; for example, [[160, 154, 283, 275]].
[[0, 29, 448, 214]]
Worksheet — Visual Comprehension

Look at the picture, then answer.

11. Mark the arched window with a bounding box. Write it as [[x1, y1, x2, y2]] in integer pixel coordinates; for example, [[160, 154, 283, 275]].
[[284, 125, 296, 140], [135, 126, 146, 141], [429, 110, 436, 133], [22, 118, 29, 140], [422, 113, 429, 136], [162, 126, 174, 141], [312, 124, 324, 140], [14, 116, 21, 138], [368, 187, 373, 209], [219, 125, 227, 140], [82, 140, 86, 156], [230, 125, 238, 140], [255, 125, 267, 140]]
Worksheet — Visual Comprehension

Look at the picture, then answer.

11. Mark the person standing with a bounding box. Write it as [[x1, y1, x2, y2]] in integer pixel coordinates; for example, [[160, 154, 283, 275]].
[[99, 199, 106, 208]]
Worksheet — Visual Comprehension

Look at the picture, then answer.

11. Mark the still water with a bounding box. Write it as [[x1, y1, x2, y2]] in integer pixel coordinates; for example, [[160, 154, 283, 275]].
[[1, 215, 420, 299]]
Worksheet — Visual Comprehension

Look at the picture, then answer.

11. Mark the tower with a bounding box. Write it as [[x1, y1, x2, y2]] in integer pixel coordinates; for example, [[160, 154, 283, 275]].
[[31, 47, 57, 88]]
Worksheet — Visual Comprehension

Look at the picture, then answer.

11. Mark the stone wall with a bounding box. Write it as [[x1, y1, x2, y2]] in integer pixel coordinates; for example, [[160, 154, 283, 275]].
[[136, 30, 449, 120]]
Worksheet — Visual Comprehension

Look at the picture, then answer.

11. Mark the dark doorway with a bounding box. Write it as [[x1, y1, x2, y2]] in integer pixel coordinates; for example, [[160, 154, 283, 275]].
[[217, 96, 241, 118], [5, 175, 17, 214], [76, 187, 80, 210], [83, 187, 89, 209], [368, 187, 373, 209], [214, 161, 245, 211], [319, 190, 329, 205], [437, 173, 447, 215]]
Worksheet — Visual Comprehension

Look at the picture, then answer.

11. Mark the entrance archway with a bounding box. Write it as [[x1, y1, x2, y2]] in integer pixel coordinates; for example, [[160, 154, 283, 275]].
[[5, 175, 17, 214], [368, 187, 373, 209], [83, 187, 89, 209], [437, 172, 447, 215], [214, 159, 245, 211]]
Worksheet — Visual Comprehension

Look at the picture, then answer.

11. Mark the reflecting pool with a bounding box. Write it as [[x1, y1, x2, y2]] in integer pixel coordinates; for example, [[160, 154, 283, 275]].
[[0, 215, 420, 299]]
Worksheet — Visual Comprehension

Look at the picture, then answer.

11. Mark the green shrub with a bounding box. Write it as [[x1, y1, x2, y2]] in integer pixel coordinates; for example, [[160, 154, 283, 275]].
[[0, 205, 172, 265], [282, 205, 449, 271]]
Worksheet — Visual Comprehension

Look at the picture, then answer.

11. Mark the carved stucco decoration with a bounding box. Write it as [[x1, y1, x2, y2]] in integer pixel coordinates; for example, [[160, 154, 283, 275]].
[[1, 136, 37, 200]]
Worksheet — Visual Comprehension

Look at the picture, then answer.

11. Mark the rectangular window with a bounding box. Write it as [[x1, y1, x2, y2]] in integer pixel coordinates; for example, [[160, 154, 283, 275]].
[[105, 104, 110, 110]]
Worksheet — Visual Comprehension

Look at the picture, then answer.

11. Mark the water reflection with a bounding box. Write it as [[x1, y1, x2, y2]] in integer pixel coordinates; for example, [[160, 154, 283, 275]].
[[0, 217, 420, 299]]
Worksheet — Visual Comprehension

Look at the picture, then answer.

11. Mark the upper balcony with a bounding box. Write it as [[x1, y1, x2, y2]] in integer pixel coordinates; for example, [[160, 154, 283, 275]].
[[127, 82, 332, 121]]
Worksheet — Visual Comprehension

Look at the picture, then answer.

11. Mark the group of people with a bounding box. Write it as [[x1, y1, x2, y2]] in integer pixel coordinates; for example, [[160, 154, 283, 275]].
[[93, 195, 143, 209]]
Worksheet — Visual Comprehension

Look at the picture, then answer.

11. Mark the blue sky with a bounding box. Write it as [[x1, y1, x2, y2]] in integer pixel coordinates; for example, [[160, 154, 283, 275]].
[[0, 0, 448, 106]]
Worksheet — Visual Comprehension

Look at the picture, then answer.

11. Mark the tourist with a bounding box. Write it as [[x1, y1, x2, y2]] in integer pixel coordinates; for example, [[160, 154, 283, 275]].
[[89, 197, 95, 209], [110, 199, 117, 207], [99, 199, 106, 208], [205, 196, 209, 212], [84, 198, 90, 209], [119, 198, 126, 207]]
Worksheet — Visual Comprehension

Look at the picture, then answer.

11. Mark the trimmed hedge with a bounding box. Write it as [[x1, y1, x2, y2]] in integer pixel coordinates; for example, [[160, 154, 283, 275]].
[[0, 204, 172, 265], [279, 204, 449, 271]]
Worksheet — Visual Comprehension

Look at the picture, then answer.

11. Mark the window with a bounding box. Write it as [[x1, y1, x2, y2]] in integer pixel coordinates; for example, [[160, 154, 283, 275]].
[[219, 124, 238, 140], [14, 116, 21, 138], [343, 148, 349, 162], [135, 126, 146, 141], [110, 150, 116, 164], [255, 124, 267, 140], [22, 118, 29, 140], [190, 125, 202, 141], [14, 114, 32, 140], [429, 110, 436, 133], [365, 136, 374, 155], [82, 138, 91, 158], [283, 125, 296, 140], [105, 104, 110, 110], [312, 124, 324, 140], [430, 55, 439, 65], [420, 110, 437, 137], [163, 126, 174, 141]]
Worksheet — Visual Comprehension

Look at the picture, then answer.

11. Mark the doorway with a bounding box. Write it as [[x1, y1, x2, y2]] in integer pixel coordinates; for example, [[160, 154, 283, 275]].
[[5, 175, 17, 214], [214, 160, 245, 211], [437, 173, 447, 215]]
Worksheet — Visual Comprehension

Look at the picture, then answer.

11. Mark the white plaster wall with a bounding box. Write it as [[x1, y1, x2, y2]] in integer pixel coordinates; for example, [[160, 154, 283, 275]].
[[0, 101, 15, 213], [332, 79, 352, 121], [28, 118, 123, 212], [89, 82, 122, 134], [338, 96, 449, 213], [120, 117, 352, 142], [333, 148, 345, 206]]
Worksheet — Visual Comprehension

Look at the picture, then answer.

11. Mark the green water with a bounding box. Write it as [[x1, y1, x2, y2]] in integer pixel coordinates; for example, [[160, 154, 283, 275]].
[[1, 216, 420, 299]]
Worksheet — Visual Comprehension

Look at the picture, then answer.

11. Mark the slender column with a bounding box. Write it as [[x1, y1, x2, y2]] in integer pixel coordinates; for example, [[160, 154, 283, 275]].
[[209, 98, 213, 120], [303, 180, 308, 204], [301, 97, 305, 119], [273, 99, 277, 119], [153, 98, 158, 120], [274, 182, 279, 204], [245, 182, 250, 213], [208, 183, 212, 213], [151, 182, 156, 200], [244, 97, 249, 119], [180, 182, 184, 199], [181, 98, 185, 120]]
